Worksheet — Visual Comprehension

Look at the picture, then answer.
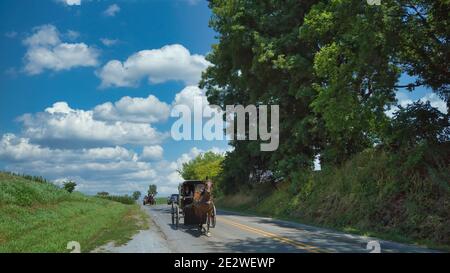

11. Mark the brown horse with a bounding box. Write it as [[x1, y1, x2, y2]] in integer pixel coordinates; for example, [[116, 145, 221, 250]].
[[193, 180, 215, 236]]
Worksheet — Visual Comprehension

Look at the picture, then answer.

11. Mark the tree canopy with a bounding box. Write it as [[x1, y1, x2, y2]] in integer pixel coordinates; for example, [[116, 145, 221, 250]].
[[178, 151, 224, 181], [200, 0, 449, 193], [132, 191, 141, 200], [63, 181, 77, 193], [147, 184, 157, 196]]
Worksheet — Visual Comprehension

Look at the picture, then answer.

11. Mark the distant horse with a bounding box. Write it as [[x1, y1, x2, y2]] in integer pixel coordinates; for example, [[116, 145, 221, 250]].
[[148, 195, 156, 205], [193, 180, 215, 236]]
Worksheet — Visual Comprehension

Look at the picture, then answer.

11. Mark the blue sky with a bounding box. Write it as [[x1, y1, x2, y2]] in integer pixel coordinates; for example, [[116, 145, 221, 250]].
[[0, 0, 446, 196], [0, 0, 230, 196]]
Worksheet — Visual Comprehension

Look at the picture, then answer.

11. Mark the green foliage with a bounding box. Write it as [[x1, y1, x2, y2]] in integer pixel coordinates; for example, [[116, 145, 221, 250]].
[[179, 151, 224, 180], [132, 191, 141, 200], [178, 151, 224, 195], [97, 194, 136, 205], [202, 0, 450, 192], [217, 146, 450, 248], [97, 191, 109, 196], [63, 181, 77, 193], [1, 172, 50, 184], [147, 184, 157, 196], [0, 172, 75, 206], [384, 101, 449, 149]]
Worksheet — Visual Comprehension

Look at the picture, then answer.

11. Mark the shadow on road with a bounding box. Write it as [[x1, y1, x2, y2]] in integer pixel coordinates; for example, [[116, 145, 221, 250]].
[[167, 223, 206, 238], [206, 237, 306, 253]]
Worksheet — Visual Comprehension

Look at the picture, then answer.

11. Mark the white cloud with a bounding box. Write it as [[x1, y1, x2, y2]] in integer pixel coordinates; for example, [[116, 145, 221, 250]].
[[23, 25, 99, 75], [140, 145, 164, 161], [0, 131, 230, 195], [0, 134, 136, 162], [57, 0, 81, 6], [100, 38, 118, 47], [23, 25, 61, 47], [103, 4, 120, 17], [18, 102, 167, 148], [0, 133, 52, 161], [0, 134, 161, 195], [97, 44, 210, 88], [420, 93, 447, 114], [93, 95, 170, 124], [0, 84, 231, 195], [172, 85, 209, 110], [386, 91, 448, 117]]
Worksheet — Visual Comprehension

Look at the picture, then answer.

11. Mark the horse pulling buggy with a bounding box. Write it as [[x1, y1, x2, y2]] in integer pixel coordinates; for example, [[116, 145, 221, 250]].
[[171, 180, 216, 236]]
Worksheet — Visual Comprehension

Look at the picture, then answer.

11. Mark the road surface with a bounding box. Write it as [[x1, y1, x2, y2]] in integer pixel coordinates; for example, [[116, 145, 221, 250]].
[[97, 204, 439, 253]]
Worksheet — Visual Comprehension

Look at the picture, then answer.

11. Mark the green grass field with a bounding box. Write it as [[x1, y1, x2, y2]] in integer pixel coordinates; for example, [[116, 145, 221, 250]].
[[155, 197, 168, 205], [0, 172, 148, 253]]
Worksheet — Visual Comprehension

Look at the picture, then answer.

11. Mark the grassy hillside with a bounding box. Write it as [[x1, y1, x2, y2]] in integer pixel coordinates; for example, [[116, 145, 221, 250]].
[[217, 147, 450, 250], [0, 172, 148, 253]]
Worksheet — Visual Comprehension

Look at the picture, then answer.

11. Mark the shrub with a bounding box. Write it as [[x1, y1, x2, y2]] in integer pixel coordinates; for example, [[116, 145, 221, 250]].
[[96, 194, 135, 205]]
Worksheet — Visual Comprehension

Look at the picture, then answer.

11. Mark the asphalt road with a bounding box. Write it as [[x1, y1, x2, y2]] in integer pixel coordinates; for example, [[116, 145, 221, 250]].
[[97, 204, 439, 253]]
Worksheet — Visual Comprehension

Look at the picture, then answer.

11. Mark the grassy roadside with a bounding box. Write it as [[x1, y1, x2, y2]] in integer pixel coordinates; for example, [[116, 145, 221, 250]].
[[216, 196, 450, 252], [0, 172, 148, 253], [155, 197, 168, 205], [215, 148, 450, 252]]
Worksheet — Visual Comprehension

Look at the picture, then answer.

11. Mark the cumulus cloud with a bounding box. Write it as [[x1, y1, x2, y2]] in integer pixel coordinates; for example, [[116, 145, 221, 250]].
[[0, 134, 161, 195], [18, 102, 167, 148], [23, 25, 99, 75], [420, 93, 447, 114], [172, 85, 210, 110], [0, 134, 136, 162], [0, 84, 230, 195], [103, 4, 120, 17], [0, 130, 230, 195], [97, 44, 210, 88], [386, 91, 448, 117], [57, 0, 81, 6], [140, 145, 164, 161], [93, 95, 170, 124]]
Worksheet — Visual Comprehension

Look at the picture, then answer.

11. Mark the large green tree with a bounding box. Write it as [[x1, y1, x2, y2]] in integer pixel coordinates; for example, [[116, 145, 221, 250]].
[[179, 151, 224, 181], [201, 0, 449, 193]]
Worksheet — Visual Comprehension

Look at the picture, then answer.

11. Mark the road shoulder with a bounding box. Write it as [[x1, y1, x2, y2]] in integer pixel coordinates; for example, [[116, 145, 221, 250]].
[[92, 206, 173, 253]]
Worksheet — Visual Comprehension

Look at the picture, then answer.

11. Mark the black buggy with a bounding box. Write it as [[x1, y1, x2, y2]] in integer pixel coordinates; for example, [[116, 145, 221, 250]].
[[171, 180, 216, 235]]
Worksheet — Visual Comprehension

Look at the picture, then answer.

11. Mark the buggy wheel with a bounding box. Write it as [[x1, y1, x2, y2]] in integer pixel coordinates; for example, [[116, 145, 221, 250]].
[[171, 205, 175, 225], [175, 206, 179, 229]]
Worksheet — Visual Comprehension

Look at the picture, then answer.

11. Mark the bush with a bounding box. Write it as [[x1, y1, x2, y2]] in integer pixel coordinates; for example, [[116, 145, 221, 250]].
[[96, 194, 135, 205], [63, 181, 77, 193]]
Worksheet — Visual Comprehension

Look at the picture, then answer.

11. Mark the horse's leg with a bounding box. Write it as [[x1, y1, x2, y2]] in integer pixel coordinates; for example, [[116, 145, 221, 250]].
[[205, 209, 211, 237], [206, 219, 211, 236]]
